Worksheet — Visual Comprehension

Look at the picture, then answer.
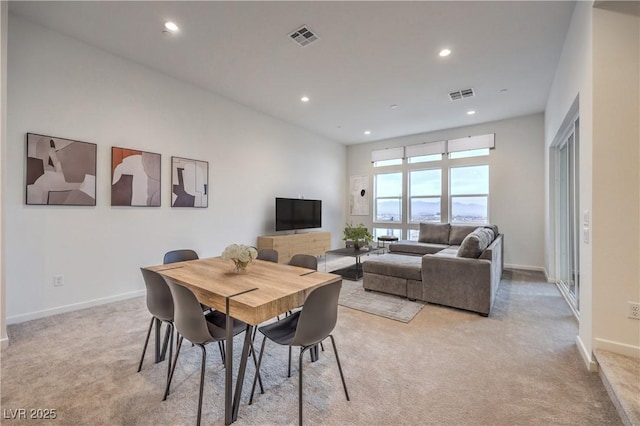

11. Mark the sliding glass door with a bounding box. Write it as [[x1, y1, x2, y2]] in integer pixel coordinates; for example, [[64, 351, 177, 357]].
[[556, 119, 580, 312]]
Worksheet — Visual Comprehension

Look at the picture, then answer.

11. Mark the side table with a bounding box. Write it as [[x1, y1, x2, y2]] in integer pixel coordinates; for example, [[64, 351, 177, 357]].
[[377, 235, 399, 253]]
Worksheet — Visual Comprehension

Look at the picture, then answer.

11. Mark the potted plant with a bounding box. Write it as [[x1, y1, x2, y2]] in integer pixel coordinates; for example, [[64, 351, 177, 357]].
[[343, 222, 374, 250]]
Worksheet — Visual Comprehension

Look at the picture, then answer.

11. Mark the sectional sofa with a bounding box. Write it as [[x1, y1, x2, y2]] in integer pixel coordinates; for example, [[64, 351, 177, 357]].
[[362, 223, 503, 316]]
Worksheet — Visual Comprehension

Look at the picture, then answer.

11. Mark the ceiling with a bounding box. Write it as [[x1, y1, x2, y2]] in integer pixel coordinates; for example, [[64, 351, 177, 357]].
[[8, 1, 576, 145]]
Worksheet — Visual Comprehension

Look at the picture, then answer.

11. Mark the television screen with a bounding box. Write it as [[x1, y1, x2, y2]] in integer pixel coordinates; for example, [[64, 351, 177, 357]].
[[275, 198, 322, 231]]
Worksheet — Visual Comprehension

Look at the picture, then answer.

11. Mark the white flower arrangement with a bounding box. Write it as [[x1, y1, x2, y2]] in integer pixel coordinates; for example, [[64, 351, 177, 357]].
[[221, 243, 258, 272]]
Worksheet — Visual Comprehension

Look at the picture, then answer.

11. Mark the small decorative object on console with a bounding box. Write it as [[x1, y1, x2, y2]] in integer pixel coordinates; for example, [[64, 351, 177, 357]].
[[221, 243, 258, 273]]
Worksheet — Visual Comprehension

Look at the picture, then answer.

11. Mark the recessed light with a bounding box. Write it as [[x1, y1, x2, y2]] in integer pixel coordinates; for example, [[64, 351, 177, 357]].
[[164, 21, 179, 33], [467, 110, 476, 115], [439, 48, 451, 57], [389, 104, 399, 109], [364, 130, 371, 135], [301, 96, 310, 102]]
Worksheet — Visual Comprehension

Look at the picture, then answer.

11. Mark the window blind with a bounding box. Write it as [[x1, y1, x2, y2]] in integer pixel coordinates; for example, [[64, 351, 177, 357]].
[[447, 133, 495, 153], [371, 146, 405, 163], [405, 141, 446, 158]]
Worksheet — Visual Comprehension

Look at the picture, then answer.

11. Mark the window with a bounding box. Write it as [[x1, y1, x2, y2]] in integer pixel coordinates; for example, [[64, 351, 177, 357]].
[[374, 172, 402, 223], [369, 134, 493, 233], [450, 165, 489, 223], [408, 154, 442, 164], [409, 169, 441, 223], [374, 158, 402, 167], [449, 148, 489, 159]]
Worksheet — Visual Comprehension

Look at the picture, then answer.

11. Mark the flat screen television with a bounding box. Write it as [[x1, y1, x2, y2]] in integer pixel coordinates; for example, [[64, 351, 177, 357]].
[[275, 197, 322, 231]]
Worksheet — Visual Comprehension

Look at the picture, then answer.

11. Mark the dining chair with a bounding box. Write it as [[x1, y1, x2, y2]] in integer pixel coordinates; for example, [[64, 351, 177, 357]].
[[163, 249, 199, 264], [164, 249, 213, 316], [162, 277, 248, 426], [249, 280, 350, 425], [257, 248, 279, 263], [137, 268, 175, 395], [288, 253, 318, 270]]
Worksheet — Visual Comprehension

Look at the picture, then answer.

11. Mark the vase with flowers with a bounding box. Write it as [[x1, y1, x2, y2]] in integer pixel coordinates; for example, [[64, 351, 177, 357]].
[[221, 243, 258, 273]]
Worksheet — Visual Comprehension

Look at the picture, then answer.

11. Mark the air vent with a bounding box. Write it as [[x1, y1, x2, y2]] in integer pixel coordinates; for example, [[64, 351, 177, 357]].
[[288, 26, 318, 47], [449, 88, 475, 101]]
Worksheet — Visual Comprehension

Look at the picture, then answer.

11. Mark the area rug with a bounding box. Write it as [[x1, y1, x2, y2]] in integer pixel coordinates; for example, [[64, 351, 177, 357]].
[[337, 278, 426, 323]]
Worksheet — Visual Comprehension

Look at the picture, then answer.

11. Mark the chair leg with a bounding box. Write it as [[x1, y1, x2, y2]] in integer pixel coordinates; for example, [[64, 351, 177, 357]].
[[159, 321, 172, 362], [137, 317, 155, 372], [163, 335, 184, 401], [218, 341, 225, 364], [249, 336, 268, 405], [298, 346, 309, 426], [196, 345, 207, 426], [166, 324, 174, 383], [249, 340, 264, 394], [288, 346, 292, 378], [329, 335, 350, 401]]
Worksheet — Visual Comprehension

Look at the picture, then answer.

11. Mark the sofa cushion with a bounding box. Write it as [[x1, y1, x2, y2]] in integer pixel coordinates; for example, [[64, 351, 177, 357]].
[[389, 241, 448, 256], [363, 254, 422, 281], [457, 227, 495, 258], [418, 223, 451, 244], [448, 225, 478, 245]]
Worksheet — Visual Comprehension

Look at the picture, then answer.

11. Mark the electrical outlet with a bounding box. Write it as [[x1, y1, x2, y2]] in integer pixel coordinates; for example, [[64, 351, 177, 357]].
[[628, 302, 640, 320], [54, 275, 64, 287]]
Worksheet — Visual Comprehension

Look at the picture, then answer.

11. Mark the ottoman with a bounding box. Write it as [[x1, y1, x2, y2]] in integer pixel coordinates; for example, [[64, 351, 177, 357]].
[[362, 253, 423, 299]]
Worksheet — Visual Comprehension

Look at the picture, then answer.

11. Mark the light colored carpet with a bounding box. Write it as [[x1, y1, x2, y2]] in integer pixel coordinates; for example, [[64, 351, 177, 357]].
[[0, 269, 622, 425]]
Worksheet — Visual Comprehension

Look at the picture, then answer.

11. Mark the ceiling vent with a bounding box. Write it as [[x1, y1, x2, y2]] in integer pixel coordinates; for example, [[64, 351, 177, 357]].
[[288, 26, 318, 47], [449, 88, 475, 101]]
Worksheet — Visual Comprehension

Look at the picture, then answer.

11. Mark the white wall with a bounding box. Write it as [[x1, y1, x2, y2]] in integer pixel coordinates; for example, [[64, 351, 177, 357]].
[[5, 15, 346, 324], [346, 113, 546, 270], [591, 5, 639, 357], [1, 1, 9, 348], [544, 1, 595, 368], [545, 2, 640, 364]]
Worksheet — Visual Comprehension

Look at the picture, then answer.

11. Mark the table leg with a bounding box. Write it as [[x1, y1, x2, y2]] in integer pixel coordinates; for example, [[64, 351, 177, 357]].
[[225, 298, 233, 425], [232, 324, 255, 422]]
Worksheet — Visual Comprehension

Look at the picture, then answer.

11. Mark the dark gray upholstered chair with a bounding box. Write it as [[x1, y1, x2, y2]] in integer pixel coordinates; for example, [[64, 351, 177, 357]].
[[257, 248, 279, 263], [163, 249, 199, 264], [137, 268, 175, 395], [163, 249, 212, 314], [249, 280, 349, 424], [163, 278, 247, 426], [288, 254, 318, 271]]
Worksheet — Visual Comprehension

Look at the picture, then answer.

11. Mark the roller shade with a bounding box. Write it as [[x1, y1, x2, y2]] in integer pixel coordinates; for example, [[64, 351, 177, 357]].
[[371, 146, 405, 163], [405, 141, 446, 158], [447, 133, 495, 153]]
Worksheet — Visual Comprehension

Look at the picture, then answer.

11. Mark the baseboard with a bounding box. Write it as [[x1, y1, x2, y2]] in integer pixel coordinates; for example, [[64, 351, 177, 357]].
[[504, 263, 546, 273], [6, 290, 145, 325], [577, 335, 599, 372], [595, 338, 640, 359]]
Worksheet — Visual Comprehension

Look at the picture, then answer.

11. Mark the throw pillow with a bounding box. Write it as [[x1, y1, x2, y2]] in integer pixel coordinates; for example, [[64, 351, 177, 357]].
[[449, 225, 479, 245], [418, 222, 451, 244], [457, 227, 495, 258], [457, 233, 483, 258]]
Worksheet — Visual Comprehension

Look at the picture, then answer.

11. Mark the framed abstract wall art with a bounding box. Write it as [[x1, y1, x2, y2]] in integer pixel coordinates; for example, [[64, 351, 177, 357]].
[[26, 133, 97, 206], [111, 147, 161, 207], [349, 175, 370, 215], [171, 156, 208, 208]]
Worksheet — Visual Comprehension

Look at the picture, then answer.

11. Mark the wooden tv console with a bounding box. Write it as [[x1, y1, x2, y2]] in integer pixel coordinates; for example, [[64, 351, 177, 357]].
[[257, 232, 331, 264]]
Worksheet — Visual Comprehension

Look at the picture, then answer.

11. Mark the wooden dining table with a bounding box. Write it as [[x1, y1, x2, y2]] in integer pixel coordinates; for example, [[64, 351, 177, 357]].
[[144, 256, 341, 425]]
